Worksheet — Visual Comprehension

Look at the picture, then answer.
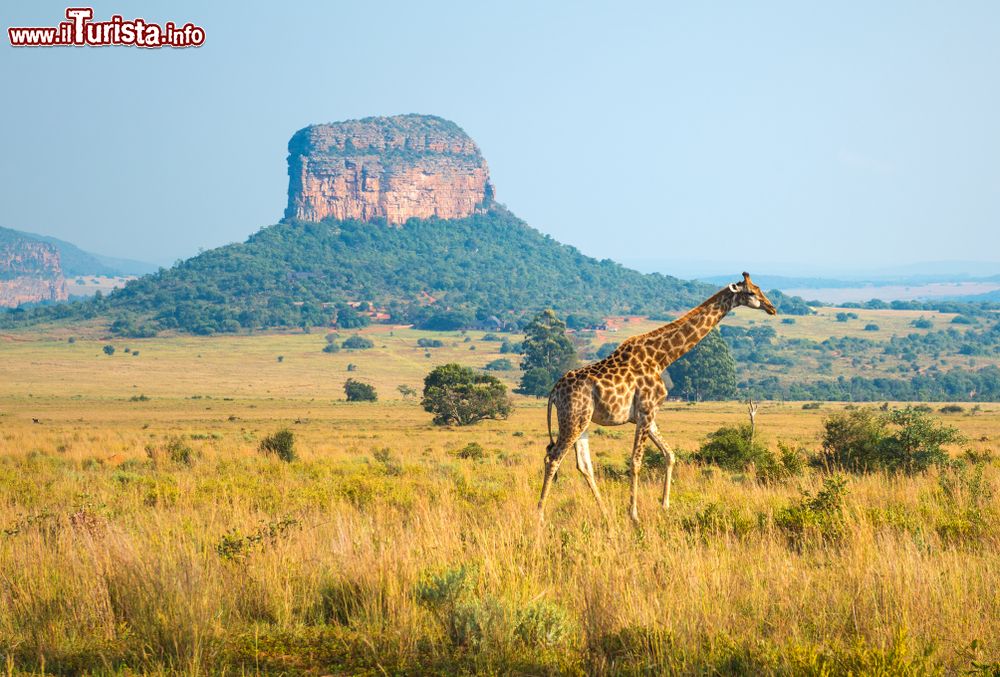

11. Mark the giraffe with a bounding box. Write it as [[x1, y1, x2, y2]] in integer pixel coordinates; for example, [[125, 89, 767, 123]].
[[537, 272, 777, 523]]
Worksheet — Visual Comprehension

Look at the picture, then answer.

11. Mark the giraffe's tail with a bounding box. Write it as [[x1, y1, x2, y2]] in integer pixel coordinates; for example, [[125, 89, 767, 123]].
[[545, 389, 556, 455]]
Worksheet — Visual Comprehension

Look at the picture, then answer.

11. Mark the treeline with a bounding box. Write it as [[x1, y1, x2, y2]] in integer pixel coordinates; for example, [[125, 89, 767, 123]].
[[743, 366, 1000, 401], [837, 297, 1000, 315]]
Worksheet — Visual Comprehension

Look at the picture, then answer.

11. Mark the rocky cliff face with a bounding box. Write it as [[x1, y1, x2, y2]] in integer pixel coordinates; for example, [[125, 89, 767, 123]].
[[285, 114, 493, 225], [0, 237, 68, 308]]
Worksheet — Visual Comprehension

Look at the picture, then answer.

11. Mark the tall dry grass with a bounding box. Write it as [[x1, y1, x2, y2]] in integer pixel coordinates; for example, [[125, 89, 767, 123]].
[[1, 399, 998, 675]]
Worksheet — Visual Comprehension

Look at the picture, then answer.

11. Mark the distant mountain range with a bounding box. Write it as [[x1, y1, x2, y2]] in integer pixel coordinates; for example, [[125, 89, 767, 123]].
[[0, 227, 158, 277], [697, 272, 1000, 291]]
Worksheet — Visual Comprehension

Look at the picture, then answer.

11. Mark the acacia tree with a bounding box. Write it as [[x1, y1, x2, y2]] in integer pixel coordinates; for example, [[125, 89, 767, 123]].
[[666, 328, 737, 401], [422, 363, 512, 426], [515, 309, 577, 396]]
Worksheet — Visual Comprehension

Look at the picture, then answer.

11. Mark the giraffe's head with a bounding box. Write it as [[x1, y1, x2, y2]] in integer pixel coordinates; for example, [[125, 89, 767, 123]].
[[729, 272, 777, 315]]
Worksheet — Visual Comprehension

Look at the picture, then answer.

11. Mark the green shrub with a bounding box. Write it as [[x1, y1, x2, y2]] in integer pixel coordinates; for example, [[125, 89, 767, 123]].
[[939, 404, 964, 414], [774, 476, 849, 546], [415, 564, 475, 610], [102, 344, 115, 356], [692, 424, 797, 481], [165, 437, 193, 466], [322, 342, 340, 353], [821, 407, 962, 474], [447, 597, 506, 648], [515, 600, 573, 649], [344, 378, 377, 402], [863, 323, 880, 331], [259, 429, 296, 462], [417, 337, 443, 348], [452, 442, 486, 461], [484, 358, 513, 371], [342, 335, 374, 350], [144, 436, 194, 466], [802, 402, 822, 410]]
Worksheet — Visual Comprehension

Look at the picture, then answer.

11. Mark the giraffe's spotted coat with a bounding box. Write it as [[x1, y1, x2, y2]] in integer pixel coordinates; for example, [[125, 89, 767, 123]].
[[537, 273, 777, 523]]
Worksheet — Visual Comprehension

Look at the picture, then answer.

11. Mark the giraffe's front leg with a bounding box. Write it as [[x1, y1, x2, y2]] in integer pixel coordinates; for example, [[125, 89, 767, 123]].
[[647, 420, 677, 509]]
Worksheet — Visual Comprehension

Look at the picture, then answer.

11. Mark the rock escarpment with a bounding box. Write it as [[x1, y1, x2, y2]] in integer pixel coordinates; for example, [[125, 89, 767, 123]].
[[0, 235, 68, 307], [285, 114, 493, 225]]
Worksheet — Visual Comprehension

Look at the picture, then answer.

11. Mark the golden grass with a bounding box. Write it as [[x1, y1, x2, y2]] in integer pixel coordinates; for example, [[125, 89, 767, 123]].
[[1, 325, 999, 673], [1, 390, 998, 674]]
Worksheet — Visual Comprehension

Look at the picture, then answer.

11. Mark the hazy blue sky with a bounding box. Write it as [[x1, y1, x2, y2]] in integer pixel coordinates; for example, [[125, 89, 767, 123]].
[[2, 1, 998, 276]]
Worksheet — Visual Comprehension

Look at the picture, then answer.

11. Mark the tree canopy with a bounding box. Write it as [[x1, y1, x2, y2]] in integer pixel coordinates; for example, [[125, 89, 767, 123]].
[[516, 310, 578, 396], [421, 363, 512, 426], [666, 328, 737, 401]]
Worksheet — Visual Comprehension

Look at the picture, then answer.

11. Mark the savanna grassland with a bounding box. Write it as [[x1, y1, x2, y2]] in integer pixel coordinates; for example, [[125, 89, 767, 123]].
[[1, 322, 999, 675]]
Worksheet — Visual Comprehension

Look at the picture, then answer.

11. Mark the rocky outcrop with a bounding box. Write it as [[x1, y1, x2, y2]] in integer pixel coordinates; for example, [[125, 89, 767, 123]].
[[285, 114, 493, 225], [0, 237, 68, 307]]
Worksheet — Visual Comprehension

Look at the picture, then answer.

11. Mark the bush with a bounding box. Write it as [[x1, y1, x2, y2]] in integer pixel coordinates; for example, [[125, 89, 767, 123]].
[[912, 317, 933, 329], [342, 335, 374, 350], [259, 429, 296, 462], [484, 358, 513, 371], [102, 344, 115, 356], [344, 379, 377, 402], [821, 407, 962, 473], [939, 404, 964, 414], [802, 402, 822, 410], [452, 442, 486, 461], [322, 342, 341, 353], [422, 363, 512, 426], [417, 338, 443, 348], [864, 323, 880, 331], [515, 600, 574, 648], [774, 476, 849, 546], [692, 424, 799, 481], [145, 436, 193, 466]]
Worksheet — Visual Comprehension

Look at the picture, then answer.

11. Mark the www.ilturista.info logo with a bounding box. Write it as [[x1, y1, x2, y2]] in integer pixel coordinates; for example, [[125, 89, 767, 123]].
[[8, 8, 205, 48]]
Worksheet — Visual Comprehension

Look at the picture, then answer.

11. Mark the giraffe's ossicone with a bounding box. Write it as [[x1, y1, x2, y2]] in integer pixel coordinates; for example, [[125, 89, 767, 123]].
[[537, 272, 777, 524]]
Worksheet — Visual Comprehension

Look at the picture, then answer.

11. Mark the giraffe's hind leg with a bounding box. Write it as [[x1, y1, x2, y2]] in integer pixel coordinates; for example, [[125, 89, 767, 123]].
[[538, 391, 592, 522], [647, 420, 677, 509]]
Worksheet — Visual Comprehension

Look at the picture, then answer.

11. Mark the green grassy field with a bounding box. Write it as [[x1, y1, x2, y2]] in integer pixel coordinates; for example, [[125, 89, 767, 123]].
[[1, 318, 999, 674]]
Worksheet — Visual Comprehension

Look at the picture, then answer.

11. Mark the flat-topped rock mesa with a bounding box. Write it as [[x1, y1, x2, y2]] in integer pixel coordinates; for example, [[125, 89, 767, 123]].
[[285, 114, 493, 224], [0, 236, 68, 308]]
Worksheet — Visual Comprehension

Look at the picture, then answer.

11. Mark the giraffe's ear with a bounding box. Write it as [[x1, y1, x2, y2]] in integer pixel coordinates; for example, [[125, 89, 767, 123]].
[[728, 283, 739, 293]]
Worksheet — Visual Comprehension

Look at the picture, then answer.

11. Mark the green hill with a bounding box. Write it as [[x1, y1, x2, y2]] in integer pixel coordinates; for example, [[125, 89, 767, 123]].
[[6, 206, 716, 335]]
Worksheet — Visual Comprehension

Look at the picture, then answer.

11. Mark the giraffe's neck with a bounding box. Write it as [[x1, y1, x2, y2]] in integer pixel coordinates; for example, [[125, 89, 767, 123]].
[[637, 288, 735, 371]]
